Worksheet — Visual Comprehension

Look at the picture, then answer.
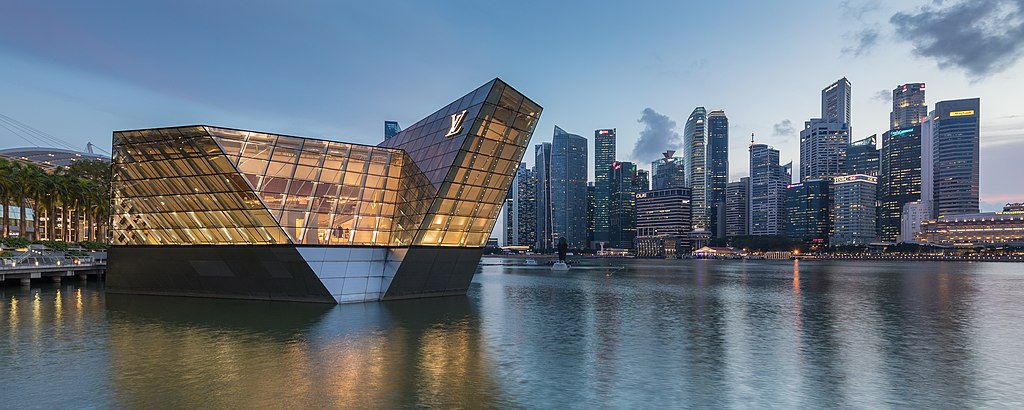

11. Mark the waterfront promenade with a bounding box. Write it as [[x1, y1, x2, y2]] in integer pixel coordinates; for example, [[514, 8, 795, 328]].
[[1, 248, 107, 285]]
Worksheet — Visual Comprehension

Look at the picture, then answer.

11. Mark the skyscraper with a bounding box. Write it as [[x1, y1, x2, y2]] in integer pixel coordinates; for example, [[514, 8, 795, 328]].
[[921, 111, 934, 219], [799, 119, 850, 180], [878, 126, 922, 242], [684, 107, 709, 230], [651, 150, 686, 189], [637, 169, 650, 193], [830, 174, 877, 245], [635, 187, 692, 258], [707, 110, 729, 238], [801, 78, 852, 180], [534, 142, 553, 251], [891, 83, 927, 129], [505, 163, 536, 247], [785, 179, 831, 243], [822, 77, 852, 124], [845, 135, 879, 176], [609, 161, 642, 249], [932, 98, 980, 217], [594, 129, 615, 244], [725, 178, 749, 237], [749, 139, 788, 236], [384, 121, 401, 141], [586, 182, 595, 247], [551, 126, 588, 249]]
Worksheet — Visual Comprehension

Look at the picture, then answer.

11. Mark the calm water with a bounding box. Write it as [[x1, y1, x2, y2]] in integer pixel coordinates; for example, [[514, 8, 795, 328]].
[[3, 259, 1024, 408]]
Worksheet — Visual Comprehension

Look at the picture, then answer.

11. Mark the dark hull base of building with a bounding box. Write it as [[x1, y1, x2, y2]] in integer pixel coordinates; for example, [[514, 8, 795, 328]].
[[107, 245, 336, 304], [382, 246, 483, 300], [107, 245, 483, 304]]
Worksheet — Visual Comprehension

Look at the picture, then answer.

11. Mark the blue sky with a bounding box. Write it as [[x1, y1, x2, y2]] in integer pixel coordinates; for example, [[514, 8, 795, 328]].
[[1, 0, 1023, 212]]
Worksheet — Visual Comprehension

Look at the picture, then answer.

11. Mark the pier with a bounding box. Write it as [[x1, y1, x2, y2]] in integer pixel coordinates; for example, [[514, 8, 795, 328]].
[[0, 262, 106, 285]]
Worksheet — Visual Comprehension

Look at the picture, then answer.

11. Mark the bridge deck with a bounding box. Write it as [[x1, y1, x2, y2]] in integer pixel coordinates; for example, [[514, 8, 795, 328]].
[[0, 263, 106, 282]]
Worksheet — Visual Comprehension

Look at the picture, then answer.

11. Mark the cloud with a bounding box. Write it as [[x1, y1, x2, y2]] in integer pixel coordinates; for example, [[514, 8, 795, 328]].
[[981, 115, 1024, 147], [842, 28, 880, 56], [632, 108, 681, 162], [873, 89, 892, 103], [890, 0, 1024, 78], [772, 120, 795, 137], [841, 0, 881, 18]]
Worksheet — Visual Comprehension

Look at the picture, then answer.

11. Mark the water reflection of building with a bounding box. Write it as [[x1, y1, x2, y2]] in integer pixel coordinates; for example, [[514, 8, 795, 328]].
[[105, 294, 500, 408], [107, 79, 542, 304]]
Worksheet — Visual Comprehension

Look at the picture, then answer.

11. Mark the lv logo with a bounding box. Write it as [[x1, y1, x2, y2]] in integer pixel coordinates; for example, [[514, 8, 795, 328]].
[[446, 109, 468, 137]]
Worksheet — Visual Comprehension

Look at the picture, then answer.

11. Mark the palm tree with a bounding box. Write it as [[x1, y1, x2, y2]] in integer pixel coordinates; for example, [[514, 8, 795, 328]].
[[0, 159, 15, 237], [33, 172, 59, 240], [13, 163, 44, 239], [66, 159, 111, 243], [67, 175, 86, 241], [81, 180, 105, 242]]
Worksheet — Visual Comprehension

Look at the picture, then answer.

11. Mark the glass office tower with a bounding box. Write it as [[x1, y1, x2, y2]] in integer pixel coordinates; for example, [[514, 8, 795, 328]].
[[684, 107, 709, 230], [707, 110, 729, 238], [749, 141, 788, 236], [799, 119, 850, 180], [845, 135, 879, 176], [551, 126, 588, 249], [652, 150, 686, 190], [505, 163, 536, 247], [822, 77, 852, 124], [635, 187, 692, 258], [891, 83, 927, 129], [878, 126, 922, 242], [609, 161, 641, 249], [725, 177, 749, 237], [784, 179, 831, 244], [830, 175, 877, 245], [384, 121, 401, 141], [593, 129, 616, 244], [108, 78, 542, 304], [932, 98, 980, 217], [534, 142, 553, 251]]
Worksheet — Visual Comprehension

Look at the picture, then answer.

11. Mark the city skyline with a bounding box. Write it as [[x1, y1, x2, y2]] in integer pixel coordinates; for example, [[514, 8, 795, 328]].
[[1, 1, 1022, 212]]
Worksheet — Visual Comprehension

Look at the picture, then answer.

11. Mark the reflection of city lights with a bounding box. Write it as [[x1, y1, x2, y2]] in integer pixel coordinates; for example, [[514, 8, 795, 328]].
[[54, 288, 62, 322], [8, 297, 18, 329], [792, 260, 800, 294]]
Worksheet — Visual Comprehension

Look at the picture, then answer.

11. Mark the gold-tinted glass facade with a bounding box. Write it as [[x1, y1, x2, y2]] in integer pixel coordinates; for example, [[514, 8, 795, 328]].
[[111, 126, 290, 245], [381, 80, 540, 247], [208, 127, 434, 246], [111, 79, 542, 248]]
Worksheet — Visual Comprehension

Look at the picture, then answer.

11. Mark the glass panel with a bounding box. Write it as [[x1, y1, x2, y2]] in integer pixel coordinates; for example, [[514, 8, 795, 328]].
[[110, 128, 291, 245]]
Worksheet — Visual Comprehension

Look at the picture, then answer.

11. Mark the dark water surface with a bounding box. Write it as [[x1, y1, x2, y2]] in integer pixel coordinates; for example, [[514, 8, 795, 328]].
[[2, 259, 1024, 408]]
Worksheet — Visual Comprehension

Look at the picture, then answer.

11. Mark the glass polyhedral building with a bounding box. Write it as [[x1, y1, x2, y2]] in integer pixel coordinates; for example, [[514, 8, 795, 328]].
[[107, 78, 542, 303]]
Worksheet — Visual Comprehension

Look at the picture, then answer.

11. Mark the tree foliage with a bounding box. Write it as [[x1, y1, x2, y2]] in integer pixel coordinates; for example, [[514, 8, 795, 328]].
[[0, 158, 110, 243]]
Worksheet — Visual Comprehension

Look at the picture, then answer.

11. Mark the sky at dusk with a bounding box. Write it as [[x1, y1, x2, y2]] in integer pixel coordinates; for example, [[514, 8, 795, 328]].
[[1, 0, 1023, 216]]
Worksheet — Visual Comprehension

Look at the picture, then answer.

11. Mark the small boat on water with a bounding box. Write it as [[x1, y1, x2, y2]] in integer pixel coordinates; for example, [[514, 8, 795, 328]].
[[550, 261, 570, 271], [524, 259, 538, 266]]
